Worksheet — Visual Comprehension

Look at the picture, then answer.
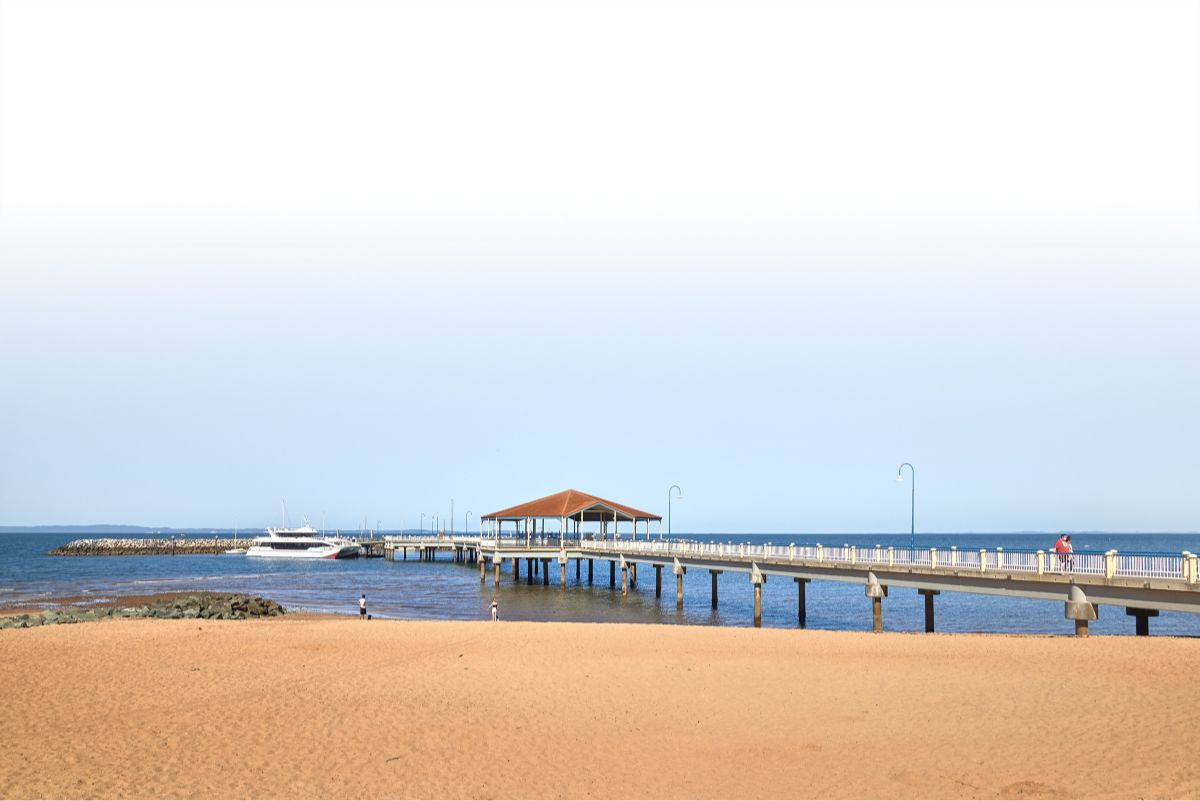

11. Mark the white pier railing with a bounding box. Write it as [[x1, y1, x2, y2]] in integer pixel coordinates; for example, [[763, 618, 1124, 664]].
[[382, 535, 1200, 585]]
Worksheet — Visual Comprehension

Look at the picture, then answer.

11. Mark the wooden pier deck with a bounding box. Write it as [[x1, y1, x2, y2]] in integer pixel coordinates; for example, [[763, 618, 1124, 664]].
[[383, 535, 1200, 635]]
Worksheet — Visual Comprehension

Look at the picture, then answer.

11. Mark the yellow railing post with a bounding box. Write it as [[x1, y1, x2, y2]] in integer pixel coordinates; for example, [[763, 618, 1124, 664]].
[[979, 549, 987, 573], [1105, 550, 1117, 579], [1036, 550, 1045, 575], [887, 546, 894, 567], [930, 547, 937, 570]]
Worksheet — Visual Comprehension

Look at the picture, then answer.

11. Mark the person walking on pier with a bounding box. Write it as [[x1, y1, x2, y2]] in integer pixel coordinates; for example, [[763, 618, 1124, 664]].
[[1054, 535, 1071, 571], [490, 596, 499, 621], [358, 594, 367, 620]]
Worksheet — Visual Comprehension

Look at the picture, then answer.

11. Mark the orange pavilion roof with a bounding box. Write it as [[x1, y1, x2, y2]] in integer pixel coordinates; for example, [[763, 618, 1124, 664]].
[[482, 489, 660, 521]]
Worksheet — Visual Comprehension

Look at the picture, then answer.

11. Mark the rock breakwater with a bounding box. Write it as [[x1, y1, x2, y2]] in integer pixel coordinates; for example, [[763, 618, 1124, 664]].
[[50, 538, 255, 556], [0, 592, 285, 629]]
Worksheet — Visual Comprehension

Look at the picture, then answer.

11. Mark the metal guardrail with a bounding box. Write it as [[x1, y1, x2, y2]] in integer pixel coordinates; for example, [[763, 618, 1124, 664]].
[[382, 536, 1200, 585]]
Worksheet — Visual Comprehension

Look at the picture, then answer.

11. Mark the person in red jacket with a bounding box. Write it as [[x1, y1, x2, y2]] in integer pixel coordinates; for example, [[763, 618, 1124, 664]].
[[1053, 535, 1070, 571]]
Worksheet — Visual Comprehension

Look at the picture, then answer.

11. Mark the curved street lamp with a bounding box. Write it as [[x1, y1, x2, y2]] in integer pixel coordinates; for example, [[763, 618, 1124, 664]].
[[668, 485, 683, 539], [896, 463, 915, 549], [466, 511, 473, 535]]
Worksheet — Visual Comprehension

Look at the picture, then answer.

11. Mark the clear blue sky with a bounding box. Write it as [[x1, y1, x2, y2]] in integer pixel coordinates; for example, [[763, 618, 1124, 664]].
[[1, 1, 1197, 533]]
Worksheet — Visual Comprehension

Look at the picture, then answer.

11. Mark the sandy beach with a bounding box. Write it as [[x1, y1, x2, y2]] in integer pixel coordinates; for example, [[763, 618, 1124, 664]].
[[1, 614, 1196, 800]]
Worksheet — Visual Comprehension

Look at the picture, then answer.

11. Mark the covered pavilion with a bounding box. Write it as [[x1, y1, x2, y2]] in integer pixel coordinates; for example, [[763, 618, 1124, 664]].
[[481, 489, 662, 543]]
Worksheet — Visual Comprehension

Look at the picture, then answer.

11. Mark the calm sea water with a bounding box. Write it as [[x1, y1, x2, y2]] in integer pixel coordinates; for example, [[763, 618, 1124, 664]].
[[3, 532, 1199, 636]]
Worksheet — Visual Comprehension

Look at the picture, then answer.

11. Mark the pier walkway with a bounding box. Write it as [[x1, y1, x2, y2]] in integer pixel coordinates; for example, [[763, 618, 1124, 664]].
[[384, 535, 1200, 635]]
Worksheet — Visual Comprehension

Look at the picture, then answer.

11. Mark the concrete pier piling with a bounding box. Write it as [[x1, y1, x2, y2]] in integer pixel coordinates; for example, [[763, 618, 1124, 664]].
[[493, 561, 500, 586], [621, 563, 629, 596], [710, 570, 721, 610], [676, 574, 683, 609], [480, 560, 485, 584], [610, 561, 615, 588], [631, 563, 637, 588], [588, 559, 593, 584], [655, 565, 662, 597], [542, 559, 549, 586], [919, 589, 939, 633], [866, 573, 887, 633]]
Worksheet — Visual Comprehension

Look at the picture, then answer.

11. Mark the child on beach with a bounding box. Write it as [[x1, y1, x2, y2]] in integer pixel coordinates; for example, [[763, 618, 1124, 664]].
[[490, 597, 499, 621]]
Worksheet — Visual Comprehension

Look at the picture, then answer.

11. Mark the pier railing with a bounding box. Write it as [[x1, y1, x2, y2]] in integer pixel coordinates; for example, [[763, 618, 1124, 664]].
[[383, 535, 1199, 584]]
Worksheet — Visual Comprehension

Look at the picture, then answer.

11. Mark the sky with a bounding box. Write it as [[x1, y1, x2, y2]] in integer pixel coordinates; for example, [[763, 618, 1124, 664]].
[[1, 0, 1198, 533]]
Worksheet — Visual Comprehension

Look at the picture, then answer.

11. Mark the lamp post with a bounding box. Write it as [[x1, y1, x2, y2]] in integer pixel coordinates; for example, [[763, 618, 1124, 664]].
[[466, 511, 473, 536], [450, 499, 454, 536], [668, 485, 682, 539], [896, 463, 915, 549]]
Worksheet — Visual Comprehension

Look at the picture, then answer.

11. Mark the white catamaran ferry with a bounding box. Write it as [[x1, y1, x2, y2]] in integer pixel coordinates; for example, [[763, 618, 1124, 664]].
[[246, 521, 361, 560]]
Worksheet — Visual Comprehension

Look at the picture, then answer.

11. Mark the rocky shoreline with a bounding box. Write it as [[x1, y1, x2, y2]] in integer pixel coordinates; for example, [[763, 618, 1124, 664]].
[[0, 592, 285, 628], [50, 537, 255, 556]]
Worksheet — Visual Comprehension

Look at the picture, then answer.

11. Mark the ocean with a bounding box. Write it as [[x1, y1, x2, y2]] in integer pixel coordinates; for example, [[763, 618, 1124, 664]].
[[2, 531, 1199, 636]]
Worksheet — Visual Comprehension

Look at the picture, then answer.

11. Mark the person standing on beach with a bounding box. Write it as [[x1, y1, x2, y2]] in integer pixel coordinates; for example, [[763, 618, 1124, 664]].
[[490, 596, 499, 621], [358, 594, 367, 620]]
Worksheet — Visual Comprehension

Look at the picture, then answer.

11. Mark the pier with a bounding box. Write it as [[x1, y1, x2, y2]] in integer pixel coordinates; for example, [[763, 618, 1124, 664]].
[[383, 531, 1200, 636]]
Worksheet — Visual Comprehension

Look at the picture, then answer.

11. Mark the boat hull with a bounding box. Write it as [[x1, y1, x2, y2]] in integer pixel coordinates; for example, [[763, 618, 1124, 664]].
[[245, 544, 360, 559]]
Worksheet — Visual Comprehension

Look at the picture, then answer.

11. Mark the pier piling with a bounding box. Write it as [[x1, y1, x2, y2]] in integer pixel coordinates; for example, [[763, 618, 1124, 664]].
[[621, 564, 628, 596], [676, 574, 683, 609], [542, 559, 549, 586], [794, 578, 808, 628], [655, 565, 662, 597], [1126, 607, 1159, 636], [919, 589, 939, 633], [710, 570, 721, 610]]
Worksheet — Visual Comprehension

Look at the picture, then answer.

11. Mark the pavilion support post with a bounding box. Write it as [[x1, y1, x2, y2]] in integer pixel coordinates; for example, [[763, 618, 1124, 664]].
[[542, 559, 549, 586], [575, 558, 581, 580], [512, 558, 519, 579], [609, 561, 616, 588], [588, 559, 593, 583], [655, 565, 662, 597], [526, 559, 534, 584], [493, 560, 500, 586], [621, 564, 628, 596], [919, 589, 940, 633], [711, 570, 721, 609], [794, 578, 809, 628]]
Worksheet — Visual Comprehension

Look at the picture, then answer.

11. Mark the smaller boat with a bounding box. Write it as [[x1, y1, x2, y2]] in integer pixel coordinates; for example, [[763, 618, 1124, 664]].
[[224, 548, 247, 555]]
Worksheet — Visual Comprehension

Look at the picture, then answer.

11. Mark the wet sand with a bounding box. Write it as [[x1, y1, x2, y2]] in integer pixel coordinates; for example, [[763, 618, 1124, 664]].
[[1, 614, 1196, 799]]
